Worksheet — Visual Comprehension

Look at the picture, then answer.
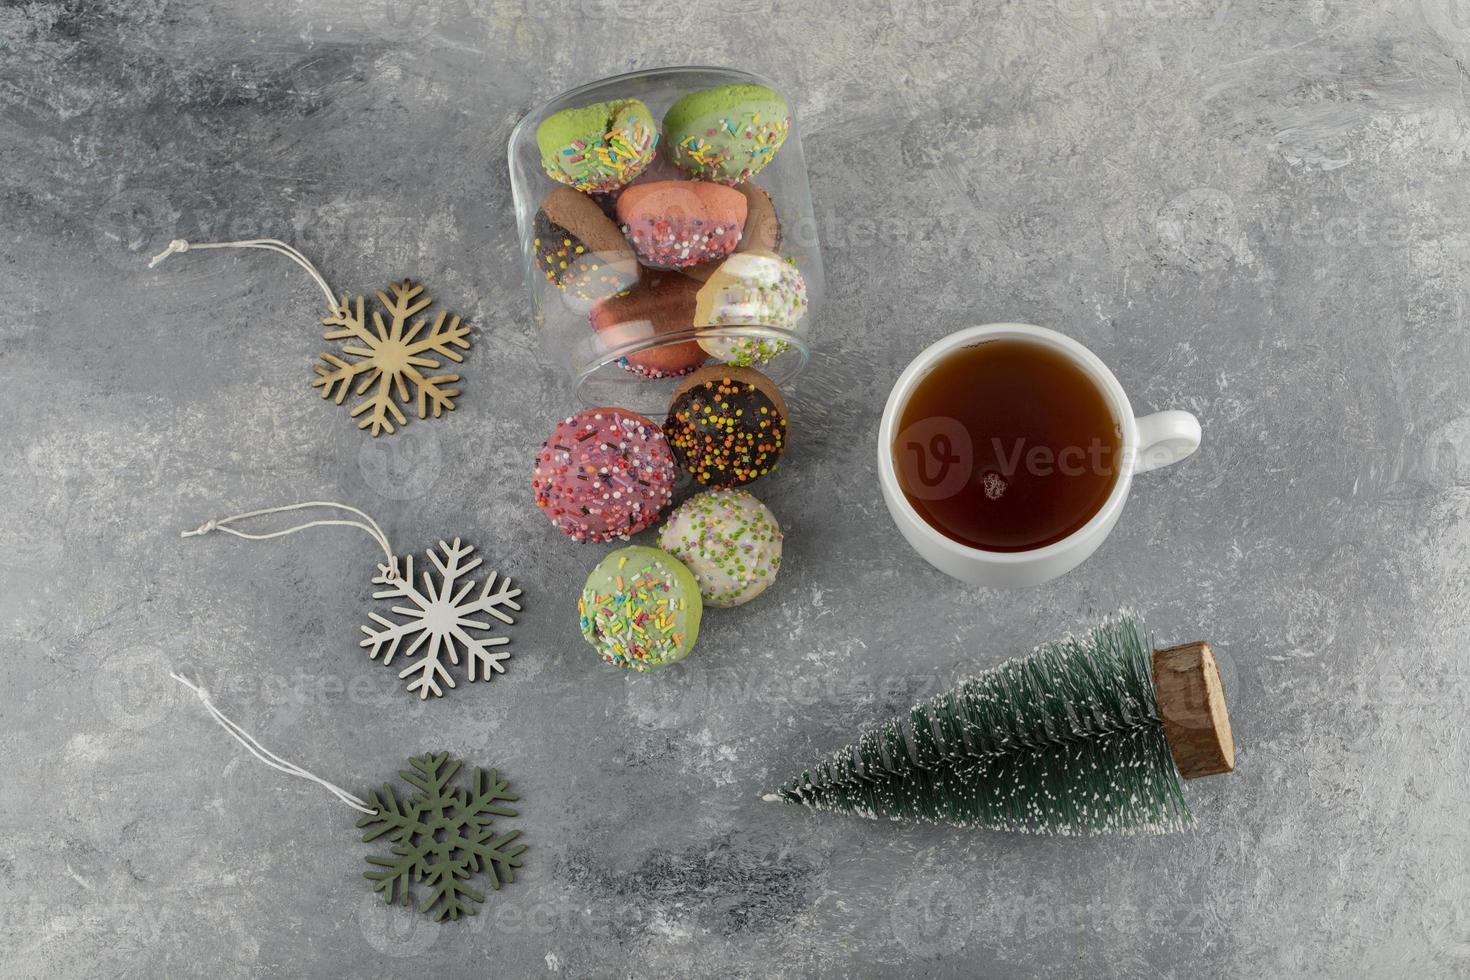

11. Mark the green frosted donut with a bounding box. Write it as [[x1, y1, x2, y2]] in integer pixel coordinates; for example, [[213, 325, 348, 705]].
[[663, 84, 790, 184], [536, 98, 659, 194], [578, 546, 703, 671]]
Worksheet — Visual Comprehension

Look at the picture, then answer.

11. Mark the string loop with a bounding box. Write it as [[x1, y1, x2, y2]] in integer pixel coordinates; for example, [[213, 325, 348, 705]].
[[181, 500, 403, 583], [170, 672, 376, 815], [148, 237, 340, 313]]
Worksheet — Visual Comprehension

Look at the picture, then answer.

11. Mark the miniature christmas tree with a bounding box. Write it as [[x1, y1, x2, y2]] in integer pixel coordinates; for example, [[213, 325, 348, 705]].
[[767, 612, 1234, 835]]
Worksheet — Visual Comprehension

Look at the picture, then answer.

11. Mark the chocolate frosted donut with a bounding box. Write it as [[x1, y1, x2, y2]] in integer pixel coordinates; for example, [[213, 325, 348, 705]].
[[535, 186, 639, 310], [665, 366, 789, 488]]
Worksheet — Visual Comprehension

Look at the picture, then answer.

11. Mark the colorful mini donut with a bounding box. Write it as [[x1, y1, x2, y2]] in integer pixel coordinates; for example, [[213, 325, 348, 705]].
[[579, 546, 703, 671], [663, 84, 791, 184], [665, 366, 789, 488], [534, 186, 640, 311], [536, 98, 659, 194], [615, 180, 747, 269], [659, 489, 782, 608], [694, 251, 807, 367], [680, 184, 782, 284], [532, 408, 676, 542], [590, 271, 707, 379]]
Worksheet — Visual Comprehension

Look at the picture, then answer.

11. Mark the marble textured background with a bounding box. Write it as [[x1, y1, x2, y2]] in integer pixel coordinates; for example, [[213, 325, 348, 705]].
[[3, 0, 1469, 976]]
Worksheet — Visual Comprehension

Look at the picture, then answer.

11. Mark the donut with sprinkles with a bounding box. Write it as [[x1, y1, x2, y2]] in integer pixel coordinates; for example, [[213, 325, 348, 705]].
[[578, 546, 702, 671], [659, 489, 782, 608], [536, 99, 659, 194], [533, 408, 676, 542], [665, 366, 789, 488]]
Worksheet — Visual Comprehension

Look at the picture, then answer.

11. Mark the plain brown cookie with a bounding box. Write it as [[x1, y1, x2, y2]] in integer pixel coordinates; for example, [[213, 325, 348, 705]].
[[736, 183, 780, 253], [540, 185, 628, 253]]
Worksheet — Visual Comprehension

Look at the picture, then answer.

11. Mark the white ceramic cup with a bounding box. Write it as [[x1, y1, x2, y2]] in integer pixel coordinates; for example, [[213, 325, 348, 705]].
[[877, 323, 1201, 587]]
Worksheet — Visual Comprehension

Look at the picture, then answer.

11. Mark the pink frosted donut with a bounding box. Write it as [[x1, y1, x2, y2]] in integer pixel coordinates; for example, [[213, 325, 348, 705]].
[[532, 408, 677, 542]]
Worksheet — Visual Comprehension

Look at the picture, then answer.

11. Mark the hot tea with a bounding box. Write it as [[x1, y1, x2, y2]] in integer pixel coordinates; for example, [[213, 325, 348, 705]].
[[893, 338, 1122, 552]]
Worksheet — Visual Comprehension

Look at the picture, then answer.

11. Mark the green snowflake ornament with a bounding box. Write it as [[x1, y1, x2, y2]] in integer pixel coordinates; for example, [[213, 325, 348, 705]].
[[356, 753, 527, 921]]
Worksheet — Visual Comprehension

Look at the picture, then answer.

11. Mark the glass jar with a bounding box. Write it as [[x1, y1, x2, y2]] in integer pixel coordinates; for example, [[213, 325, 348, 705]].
[[508, 66, 822, 413]]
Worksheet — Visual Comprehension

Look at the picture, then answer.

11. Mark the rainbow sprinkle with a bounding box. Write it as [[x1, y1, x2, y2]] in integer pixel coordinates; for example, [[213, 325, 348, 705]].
[[659, 489, 782, 607], [544, 110, 658, 193], [667, 373, 788, 487], [579, 556, 693, 670], [532, 409, 676, 543], [674, 112, 790, 184]]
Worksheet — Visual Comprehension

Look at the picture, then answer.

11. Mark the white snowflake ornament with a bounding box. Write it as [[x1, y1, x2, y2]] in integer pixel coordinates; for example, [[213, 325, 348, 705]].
[[361, 538, 524, 699]]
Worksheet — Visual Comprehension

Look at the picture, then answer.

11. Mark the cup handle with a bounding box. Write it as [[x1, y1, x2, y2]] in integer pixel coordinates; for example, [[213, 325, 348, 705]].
[[1133, 410, 1201, 474]]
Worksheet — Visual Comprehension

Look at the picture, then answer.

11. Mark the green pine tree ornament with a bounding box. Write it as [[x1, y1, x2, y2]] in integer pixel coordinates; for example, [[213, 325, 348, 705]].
[[767, 612, 1235, 835], [357, 753, 528, 921]]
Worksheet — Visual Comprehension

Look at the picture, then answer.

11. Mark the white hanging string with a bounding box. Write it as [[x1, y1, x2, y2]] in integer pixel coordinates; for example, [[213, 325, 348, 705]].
[[147, 238, 340, 313], [170, 672, 377, 815], [181, 500, 403, 582]]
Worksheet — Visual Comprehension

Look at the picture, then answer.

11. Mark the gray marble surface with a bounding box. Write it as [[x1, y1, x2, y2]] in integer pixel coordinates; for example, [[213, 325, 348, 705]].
[[4, 0, 1470, 977]]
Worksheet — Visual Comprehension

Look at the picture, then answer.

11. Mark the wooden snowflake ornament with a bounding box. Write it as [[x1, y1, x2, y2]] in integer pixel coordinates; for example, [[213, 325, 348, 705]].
[[148, 240, 473, 436], [169, 678, 529, 927], [358, 753, 527, 921], [362, 538, 524, 699], [182, 503, 524, 701], [314, 280, 471, 436]]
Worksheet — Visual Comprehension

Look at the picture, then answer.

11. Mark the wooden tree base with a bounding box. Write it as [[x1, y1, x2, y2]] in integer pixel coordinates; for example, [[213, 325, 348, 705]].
[[1152, 641, 1236, 779]]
